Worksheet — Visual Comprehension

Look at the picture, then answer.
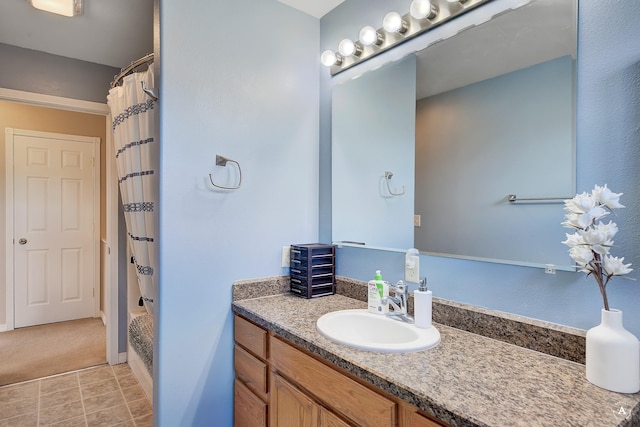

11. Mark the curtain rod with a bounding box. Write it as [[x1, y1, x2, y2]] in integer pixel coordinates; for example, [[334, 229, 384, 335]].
[[110, 53, 154, 89]]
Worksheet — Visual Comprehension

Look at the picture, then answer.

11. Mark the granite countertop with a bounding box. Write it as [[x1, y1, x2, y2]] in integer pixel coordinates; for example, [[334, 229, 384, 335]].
[[232, 292, 640, 427]]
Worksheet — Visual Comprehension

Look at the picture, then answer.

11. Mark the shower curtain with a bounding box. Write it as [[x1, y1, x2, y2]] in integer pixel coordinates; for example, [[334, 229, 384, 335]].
[[107, 64, 157, 315]]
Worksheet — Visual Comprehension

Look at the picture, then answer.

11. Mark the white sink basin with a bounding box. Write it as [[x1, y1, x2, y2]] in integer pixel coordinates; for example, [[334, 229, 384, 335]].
[[316, 309, 440, 353]]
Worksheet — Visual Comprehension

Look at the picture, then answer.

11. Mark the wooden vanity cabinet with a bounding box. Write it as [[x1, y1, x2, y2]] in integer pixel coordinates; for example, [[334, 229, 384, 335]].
[[234, 316, 269, 427], [233, 314, 448, 427]]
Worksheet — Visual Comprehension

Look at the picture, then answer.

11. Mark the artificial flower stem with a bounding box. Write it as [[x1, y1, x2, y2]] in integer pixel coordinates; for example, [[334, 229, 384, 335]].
[[592, 253, 610, 311]]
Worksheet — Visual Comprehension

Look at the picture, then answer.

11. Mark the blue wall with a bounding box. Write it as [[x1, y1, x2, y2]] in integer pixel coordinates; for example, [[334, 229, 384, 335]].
[[0, 43, 119, 103], [415, 56, 574, 266], [321, 0, 640, 337], [158, 1, 319, 425], [332, 56, 415, 249]]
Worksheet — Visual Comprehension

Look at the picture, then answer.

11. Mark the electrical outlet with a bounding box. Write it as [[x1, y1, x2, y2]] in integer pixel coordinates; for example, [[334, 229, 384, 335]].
[[545, 264, 556, 274], [414, 214, 421, 227], [405, 255, 420, 283], [281, 246, 291, 268]]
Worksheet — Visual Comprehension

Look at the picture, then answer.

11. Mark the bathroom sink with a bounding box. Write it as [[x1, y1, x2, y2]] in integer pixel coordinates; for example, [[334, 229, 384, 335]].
[[316, 309, 440, 353]]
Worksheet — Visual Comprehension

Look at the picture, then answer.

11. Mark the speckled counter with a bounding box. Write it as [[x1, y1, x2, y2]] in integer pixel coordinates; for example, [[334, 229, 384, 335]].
[[232, 285, 640, 427]]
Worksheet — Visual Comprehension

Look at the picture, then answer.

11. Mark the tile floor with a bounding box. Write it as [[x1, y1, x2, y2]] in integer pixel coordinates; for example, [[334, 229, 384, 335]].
[[0, 364, 152, 427]]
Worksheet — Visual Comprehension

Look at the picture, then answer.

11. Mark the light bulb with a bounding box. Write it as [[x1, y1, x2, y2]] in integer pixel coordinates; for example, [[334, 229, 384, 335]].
[[410, 0, 438, 20], [338, 39, 361, 57], [359, 26, 383, 46], [383, 12, 408, 34], [321, 50, 342, 67], [30, 0, 82, 17]]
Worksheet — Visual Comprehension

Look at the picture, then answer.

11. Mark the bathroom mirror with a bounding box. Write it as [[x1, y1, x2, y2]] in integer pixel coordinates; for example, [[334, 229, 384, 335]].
[[332, 0, 577, 269]]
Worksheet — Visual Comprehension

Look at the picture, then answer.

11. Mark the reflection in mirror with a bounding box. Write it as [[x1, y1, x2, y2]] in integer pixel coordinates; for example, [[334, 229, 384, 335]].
[[332, 56, 416, 250], [331, 0, 577, 268]]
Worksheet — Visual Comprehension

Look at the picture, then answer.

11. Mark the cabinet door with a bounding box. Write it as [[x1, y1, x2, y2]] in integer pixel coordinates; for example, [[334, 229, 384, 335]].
[[271, 374, 319, 427], [321, 408, 352, 427], [270, 337, 396, 427], [235, 379, 267, 427], [410, 411, 446, 427]]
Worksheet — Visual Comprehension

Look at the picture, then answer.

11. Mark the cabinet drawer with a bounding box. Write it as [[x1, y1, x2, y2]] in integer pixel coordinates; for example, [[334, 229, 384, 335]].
[[235, 345, 268, 396], [235, 316, 267, 359], [270, 336, 396, 427], [234, 379, 267, 427]]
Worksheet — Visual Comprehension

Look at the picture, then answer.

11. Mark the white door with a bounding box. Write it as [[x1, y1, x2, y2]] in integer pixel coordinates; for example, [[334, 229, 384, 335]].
[[8, 129, 99, 328]]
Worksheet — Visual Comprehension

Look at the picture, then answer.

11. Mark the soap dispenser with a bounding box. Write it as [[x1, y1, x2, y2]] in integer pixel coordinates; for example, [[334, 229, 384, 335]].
[[413, 277, 432, 329], [368, 270, 389, 314]]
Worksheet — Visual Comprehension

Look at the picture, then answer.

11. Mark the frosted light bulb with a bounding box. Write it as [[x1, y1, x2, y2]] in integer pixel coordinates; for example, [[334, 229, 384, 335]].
[[338, 39, 358, 56], [321, 50, 341, 67], [30, 0, 78, 16], [359, 26, 382, 46], [410, 0, 438, 20], [383, 12, 407, 33]]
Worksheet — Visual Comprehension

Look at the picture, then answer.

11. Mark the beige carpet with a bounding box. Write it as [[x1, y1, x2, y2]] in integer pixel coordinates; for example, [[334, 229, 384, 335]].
[[0, 317, 106, 386]]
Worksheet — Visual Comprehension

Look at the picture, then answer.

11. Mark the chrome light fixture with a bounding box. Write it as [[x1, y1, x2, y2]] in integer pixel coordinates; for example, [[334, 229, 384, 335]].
[[410, 0, 438, 20], [26, 0, 83, 17], [320, 50, 343, 67], [382, 12, 409, 34], [359, 26, 384, 47], [321, 0, 491, 75], [338, 39, 362, 57]]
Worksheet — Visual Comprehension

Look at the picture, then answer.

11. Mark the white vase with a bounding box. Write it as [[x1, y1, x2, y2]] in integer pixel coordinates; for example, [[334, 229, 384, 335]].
[[586, 309, 640, 393]]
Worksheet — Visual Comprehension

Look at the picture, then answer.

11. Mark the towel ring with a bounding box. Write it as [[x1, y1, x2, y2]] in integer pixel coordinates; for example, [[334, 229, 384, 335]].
[[209, 155, 242, 190], [384, 171, 405, 196]]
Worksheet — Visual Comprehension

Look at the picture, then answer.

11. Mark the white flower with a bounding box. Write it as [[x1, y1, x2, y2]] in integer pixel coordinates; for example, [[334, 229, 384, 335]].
[[569, 246, 594, 268], [561, 184, 633, 311], [562, 232, 585, 247], [561, 213, 586, 230], [579, 222, 616, 255], [604, 255, 633, 276], [593, 184, 625, 209], [563, 193, 608, 229]]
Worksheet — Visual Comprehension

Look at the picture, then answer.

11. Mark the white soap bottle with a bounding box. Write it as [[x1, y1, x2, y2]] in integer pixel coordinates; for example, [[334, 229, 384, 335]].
[[413, 277, 432, 329], [368, 270, 389, 314]]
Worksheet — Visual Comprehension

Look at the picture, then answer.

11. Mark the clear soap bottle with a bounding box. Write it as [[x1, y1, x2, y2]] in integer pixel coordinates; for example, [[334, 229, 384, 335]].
[[413, 277, 432, 329]]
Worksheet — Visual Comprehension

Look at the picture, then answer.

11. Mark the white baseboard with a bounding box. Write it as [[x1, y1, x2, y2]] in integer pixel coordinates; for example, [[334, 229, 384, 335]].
[[127, 346, 153, 404], [0, 323, 7, 332], [109, 352, 128, 365]]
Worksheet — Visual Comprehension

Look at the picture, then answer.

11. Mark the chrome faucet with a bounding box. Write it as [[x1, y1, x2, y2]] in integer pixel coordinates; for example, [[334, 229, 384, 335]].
[[382, 281, 414, 324]]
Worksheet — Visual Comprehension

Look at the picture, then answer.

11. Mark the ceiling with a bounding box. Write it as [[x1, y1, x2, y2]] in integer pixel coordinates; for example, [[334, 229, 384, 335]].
[[278, 0, 345, 18], [0, 0, 154, 69], [0, 0, 342, 70], [416, 0, 575, 99]]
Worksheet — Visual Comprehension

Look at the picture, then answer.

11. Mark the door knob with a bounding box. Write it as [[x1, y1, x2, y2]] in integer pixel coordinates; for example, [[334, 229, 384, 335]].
[[18, 238, 27, 245]]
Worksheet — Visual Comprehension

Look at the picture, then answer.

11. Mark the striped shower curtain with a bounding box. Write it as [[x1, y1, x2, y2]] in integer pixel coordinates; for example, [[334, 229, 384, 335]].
[[107, 64, 157, 315]]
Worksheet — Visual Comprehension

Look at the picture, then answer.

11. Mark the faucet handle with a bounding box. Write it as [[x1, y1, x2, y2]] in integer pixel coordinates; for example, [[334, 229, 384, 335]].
[[393, 280, 407, 294]]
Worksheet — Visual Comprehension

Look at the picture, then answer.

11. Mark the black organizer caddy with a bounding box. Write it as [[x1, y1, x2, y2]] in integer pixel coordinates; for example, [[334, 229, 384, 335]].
[[289, 243, 336, 299]]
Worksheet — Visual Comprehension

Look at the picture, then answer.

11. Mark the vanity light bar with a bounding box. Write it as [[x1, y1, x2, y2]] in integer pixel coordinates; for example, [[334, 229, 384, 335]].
[[321, 0, 492, 75]]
